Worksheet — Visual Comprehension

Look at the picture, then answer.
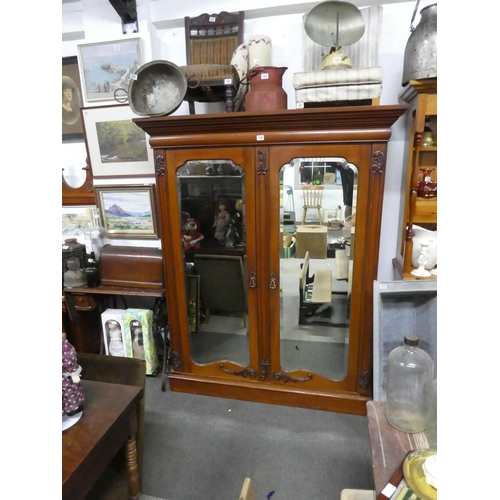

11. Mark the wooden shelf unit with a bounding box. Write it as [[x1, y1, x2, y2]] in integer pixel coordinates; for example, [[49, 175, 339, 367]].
[[395, 79, 437, 280]]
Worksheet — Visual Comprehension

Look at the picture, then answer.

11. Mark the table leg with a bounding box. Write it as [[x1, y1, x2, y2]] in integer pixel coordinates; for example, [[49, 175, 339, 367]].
[[126, 435, 140, 500]]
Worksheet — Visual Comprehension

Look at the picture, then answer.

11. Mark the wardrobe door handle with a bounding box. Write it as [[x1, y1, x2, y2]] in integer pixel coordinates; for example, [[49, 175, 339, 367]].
[[249, 271, 257, 289], [269, 272, 277, 290]]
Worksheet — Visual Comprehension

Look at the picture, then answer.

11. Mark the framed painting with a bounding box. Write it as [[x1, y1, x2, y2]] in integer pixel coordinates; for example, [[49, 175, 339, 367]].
[[62, 56, 84, 140], [77, 37, 143, 102], [81, 104, 154, 178], [94, 184, 159, 239]]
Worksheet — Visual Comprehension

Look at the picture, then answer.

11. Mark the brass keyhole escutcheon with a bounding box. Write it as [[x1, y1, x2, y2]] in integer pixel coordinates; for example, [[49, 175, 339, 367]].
[[249, 271, 256, 289], [269, 272, 277, 290]]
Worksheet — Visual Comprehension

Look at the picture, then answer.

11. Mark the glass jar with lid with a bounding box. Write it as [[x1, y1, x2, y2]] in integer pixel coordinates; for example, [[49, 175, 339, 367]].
[[62, 238, 86, 287]]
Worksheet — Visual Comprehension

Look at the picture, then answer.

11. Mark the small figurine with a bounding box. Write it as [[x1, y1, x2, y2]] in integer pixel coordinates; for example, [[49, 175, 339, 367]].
[[107, 321, 125, 357], [234, 199, 245, 245], [62, 338, 84, 417], [213, 201, 230, 243], [225, 219, 240, 247], [132, 326, 145, 360], [182, 218, 204, 250]]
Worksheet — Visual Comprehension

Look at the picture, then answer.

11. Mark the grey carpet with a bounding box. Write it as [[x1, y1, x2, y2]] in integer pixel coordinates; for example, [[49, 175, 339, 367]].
[[141, 375, 375, 500]]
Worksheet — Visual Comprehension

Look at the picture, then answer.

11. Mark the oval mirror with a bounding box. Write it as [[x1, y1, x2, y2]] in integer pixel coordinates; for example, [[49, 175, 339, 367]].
[[62, 141, 88, 189]]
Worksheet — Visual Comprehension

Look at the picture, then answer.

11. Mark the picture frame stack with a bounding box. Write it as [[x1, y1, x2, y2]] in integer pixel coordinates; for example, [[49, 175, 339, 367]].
[[63, 36, 159, 243]]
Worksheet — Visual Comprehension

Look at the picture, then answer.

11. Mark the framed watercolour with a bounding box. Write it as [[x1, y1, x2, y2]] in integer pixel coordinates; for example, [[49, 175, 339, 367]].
[[94, 184, 159, 239], [77, 37, 143, 102], [81, 104, 154, 178], [62, 56, 84, 140]]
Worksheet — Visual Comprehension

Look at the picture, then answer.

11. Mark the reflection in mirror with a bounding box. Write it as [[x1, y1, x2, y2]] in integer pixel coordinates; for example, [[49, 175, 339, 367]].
[[176, 160, 249, 367], [62, 141, 88, 188], [279, 157, 358, 381], [62, 206, 95, 245]]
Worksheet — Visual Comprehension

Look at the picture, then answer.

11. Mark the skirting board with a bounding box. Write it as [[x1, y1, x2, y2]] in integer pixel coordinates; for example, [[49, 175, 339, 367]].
[[372, 280, 437, 402]]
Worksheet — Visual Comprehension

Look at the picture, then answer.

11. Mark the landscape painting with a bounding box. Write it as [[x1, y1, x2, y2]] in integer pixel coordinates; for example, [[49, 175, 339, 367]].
[[82, 105, 154, 177], [95, 118, 148, 164], [95, 185, 158, 239]]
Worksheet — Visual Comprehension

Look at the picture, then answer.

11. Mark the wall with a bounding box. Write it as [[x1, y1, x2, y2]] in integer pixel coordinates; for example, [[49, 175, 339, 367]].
[[62, 0, 436, 279]]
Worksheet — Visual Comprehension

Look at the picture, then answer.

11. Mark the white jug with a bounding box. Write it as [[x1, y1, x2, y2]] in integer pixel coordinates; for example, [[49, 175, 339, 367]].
[[411, 225, 437, 270]]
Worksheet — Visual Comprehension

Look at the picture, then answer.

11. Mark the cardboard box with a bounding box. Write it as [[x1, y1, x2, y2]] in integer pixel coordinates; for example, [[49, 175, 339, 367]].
[[282, 234, 296, 258], [124, 308, 159, 375], [101, 309, 127, 357], [295, 225, 327, 259]]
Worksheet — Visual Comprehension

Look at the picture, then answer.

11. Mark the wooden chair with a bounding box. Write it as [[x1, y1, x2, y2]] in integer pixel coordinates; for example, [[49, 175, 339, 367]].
[[301, 185, 324, 225], [298, 251, 348, 327], [180, 11, 244, 114], [239, 478, 255, 500]]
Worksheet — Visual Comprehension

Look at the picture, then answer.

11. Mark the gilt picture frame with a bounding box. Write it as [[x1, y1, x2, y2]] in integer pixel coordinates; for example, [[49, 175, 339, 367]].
[[81, 104, 154, 178], [77, 37, 143, 102], [62, 56, 85, 140], [94, 184, 159, 239]]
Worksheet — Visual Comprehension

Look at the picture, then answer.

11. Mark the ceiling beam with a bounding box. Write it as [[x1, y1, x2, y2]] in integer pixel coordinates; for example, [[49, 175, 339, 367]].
[[108, 0, 138, 32]]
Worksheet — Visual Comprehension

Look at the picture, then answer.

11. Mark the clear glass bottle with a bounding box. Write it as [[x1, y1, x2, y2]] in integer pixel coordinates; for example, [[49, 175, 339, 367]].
[[386, 335, 434, 433], [84, 208, 105, 261]]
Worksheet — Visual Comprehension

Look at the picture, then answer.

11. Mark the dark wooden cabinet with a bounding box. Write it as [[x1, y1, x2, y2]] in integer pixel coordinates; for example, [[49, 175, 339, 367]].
[[135, 106, 406, 415]]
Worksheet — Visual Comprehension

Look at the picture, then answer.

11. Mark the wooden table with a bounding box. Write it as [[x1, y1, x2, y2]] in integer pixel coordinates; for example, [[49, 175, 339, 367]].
[[366, 401, 433, 496], [62, 380, 143, 500]]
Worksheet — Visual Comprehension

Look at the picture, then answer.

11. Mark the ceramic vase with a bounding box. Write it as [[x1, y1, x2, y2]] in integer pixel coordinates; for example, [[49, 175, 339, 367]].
[[411, 225, 437, 270], [248, 35, 272, 69]]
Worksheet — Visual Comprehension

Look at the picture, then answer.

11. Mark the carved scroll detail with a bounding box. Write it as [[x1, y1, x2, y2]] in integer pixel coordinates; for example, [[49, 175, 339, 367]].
[[155, 155, 165, 176], [273, 371, 312, 383], [260, 360, 270, 380], [372, 150, 385, 174], [359, 371, 370, 389], [220, 364, 257, 378], [171, 350, 182, 369], [257, 150, 267, 175]]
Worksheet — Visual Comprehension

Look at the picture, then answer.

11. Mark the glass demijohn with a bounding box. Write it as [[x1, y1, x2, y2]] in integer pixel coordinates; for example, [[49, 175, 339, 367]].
[[386, 335, 434, 433]]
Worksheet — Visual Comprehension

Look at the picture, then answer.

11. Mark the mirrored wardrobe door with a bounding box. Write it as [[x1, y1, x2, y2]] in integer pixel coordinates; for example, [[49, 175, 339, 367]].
[[176, 159, 250, 368], [277, 156, 358, 382]]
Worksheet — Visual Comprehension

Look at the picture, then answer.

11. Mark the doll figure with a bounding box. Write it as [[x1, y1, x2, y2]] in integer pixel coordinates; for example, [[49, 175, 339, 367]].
[[132, 326, 145, 360], [213, 201, 230, 243], [225, 219, 240, 247], [234, 199, 246, 245], [108, 321, 125, 357], [62, 338, 84, 417], [182, 218, 204, 250]]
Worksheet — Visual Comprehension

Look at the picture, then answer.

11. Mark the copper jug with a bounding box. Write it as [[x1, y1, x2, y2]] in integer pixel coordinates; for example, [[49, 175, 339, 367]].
[[245, 66, 288, 112]]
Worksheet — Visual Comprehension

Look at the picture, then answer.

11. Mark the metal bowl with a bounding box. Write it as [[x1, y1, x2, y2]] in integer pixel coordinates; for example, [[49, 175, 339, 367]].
[[128, 60, 187, 117]]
